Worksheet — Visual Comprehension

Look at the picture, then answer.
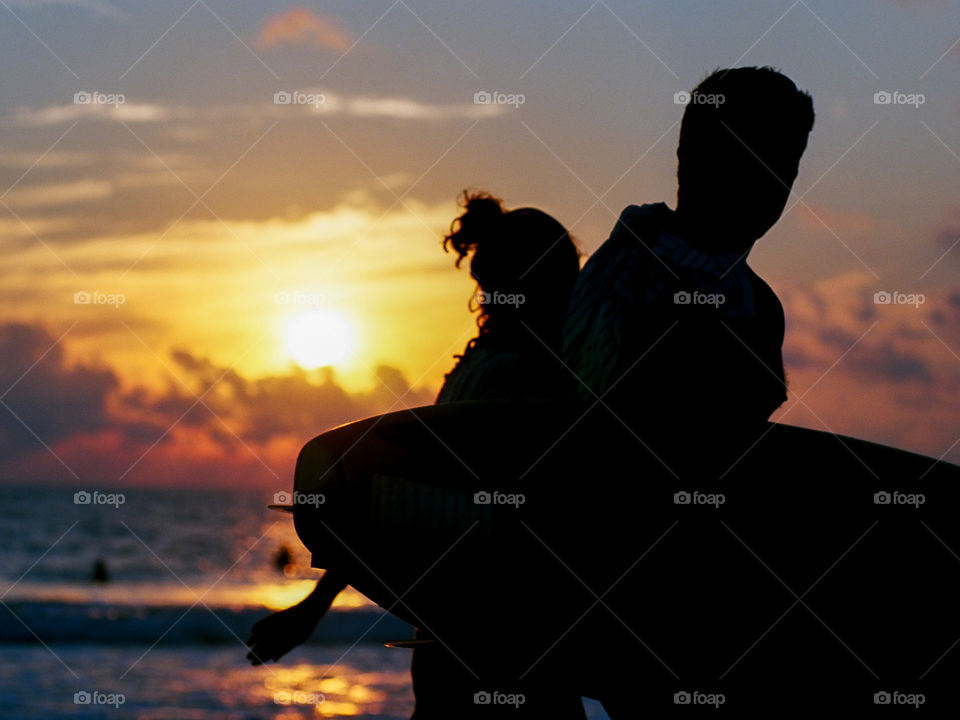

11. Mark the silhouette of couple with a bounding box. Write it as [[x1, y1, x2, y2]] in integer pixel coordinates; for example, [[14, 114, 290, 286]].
[[246, 66, 815, 718]]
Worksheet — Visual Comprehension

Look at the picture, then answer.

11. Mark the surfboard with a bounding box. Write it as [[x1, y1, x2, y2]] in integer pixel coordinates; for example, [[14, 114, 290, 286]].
[[290, 400, 960, 712]]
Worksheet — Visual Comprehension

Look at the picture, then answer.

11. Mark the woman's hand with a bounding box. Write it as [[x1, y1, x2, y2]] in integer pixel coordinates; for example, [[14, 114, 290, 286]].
[[245, 572, 347, 665], [245, 600, 326, 665]]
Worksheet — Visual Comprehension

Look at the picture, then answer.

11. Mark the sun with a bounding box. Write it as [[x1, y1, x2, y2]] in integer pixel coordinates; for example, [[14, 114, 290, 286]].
[[285, 310, 355, 369]]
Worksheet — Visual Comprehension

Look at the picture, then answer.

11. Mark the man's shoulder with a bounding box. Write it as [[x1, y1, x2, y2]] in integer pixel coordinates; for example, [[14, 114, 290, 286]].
[[577, 203, 670, 284]]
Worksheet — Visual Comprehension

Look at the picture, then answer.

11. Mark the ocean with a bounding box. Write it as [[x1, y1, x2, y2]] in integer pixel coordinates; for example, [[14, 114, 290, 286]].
[[0, 486, 609, 718]]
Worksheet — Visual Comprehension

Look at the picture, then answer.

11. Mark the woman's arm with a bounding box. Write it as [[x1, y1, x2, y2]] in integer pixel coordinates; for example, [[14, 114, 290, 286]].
[[245, 569, 347, 665]]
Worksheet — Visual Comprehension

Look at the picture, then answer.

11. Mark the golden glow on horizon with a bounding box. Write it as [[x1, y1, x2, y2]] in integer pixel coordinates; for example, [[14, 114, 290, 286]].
[[1, 579, 373, 611], [286, 310, 356, 369], [7, 201, 476, 394]]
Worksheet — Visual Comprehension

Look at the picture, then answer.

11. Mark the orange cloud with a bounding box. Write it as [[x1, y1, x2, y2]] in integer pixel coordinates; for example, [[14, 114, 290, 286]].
[[257, 7, 352, 52], [775, 281, 960, 462], [0, 322, 433, 487]]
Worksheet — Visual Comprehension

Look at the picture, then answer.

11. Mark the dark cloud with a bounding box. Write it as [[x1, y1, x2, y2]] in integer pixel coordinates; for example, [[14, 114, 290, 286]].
[[848, 341, 933, 383], [0, 322, 434, 485], [936, 228, 960, 248], [782, 343, 816, 370], [818, 326, 861, 351], [0, 323, 118, 460], [173, 353, 435, 444]]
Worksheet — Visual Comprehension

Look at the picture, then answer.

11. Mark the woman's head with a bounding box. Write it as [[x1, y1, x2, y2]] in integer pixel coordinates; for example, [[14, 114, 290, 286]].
[[444, 191, 579, 346]]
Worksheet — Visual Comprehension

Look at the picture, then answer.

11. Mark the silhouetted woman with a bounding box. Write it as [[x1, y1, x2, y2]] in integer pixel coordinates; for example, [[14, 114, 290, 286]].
[[413, 191, 583, 719], [436, 191, 578, 403], [246, 190, 582, 718]]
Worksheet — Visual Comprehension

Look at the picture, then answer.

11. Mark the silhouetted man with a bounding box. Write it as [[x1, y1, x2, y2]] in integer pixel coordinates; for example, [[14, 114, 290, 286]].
[[564, 66, 814, 438]]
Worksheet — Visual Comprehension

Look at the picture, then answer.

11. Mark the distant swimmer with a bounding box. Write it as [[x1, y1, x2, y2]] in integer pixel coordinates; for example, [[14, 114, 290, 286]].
[[272, 546, 292, 573], [90, 558, 109, 583]]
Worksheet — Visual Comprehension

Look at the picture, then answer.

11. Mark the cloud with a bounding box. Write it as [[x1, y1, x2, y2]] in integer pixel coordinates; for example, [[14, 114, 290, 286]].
[[5, 0, 128, 21], [8, 93, 502, 127], [933, 225, 960, 263], [10, 102, 169, 126], [0, 216, 80, 239], [0, 150, 95, 168], [846, 340, 934, 383], [0, 323, 118, 462], [3, 179, 112, 208], [257, 7, 353, 52], [5, 268, 960, 487], [321, 93, 501, 121], [926, 291, 960, 335], [0, 322, 434, 486], [776, 277, 960, 461], [153, 349, 435, 445]]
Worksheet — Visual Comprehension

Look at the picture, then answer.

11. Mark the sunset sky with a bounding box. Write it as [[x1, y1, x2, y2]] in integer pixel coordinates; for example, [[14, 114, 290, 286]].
[[1, 0, 959, 487]]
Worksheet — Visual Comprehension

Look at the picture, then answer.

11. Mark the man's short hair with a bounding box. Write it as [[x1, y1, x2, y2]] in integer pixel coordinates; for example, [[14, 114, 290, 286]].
[[677, 66, 815, 193]]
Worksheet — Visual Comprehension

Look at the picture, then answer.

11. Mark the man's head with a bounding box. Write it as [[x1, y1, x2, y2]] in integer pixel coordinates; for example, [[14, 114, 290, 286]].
[[676, 67, 815, 251]]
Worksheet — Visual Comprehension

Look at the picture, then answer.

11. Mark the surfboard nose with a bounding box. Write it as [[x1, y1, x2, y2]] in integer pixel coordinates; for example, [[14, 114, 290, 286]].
[[296, 431, 343, 495]]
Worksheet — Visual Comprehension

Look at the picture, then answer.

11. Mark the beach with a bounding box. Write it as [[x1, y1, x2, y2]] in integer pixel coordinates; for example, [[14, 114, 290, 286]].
[[0, 486, 608, 718]]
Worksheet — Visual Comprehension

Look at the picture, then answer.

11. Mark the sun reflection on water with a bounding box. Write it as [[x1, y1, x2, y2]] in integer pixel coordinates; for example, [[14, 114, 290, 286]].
[[3, 578, 373, 611], [259, 661, 402, 717]]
